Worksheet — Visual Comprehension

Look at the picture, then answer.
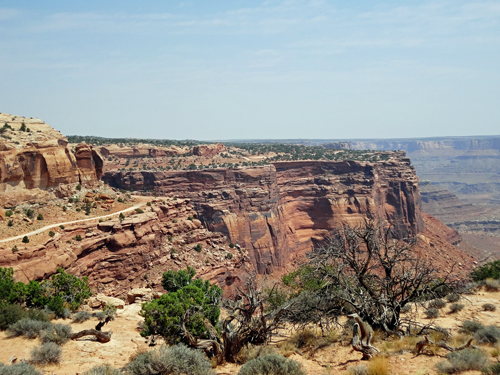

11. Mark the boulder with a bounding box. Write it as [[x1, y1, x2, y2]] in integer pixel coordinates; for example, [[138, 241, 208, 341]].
[[127, 288, 154, 304], [95, 293, 125, 309]]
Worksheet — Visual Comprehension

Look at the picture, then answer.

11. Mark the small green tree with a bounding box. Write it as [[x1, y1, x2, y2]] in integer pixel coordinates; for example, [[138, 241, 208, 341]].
[[141, 267, 222, 345], [119, 212, 125, 221], [22, 236, 29, 243], [20, 123, 26, 132], [37, 213, 44, 220], [0, 267, 26, 304]]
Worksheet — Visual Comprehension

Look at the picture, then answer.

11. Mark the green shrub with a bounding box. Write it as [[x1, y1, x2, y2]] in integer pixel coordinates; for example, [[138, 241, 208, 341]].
[[460, 320, 484, 334], [27, 308, 51, 323], [194, 243, 202, 252], [229, 243, 235, 248], [449, 303, 464, 314], [72, 311, 92, 323], [7, 318, 52, 339], [142, 268, 222, 344], [5, 210, 13, 217], [435, 348, 487, 374], [425, 308, 439, 319], [49, 231, 55, 237], [226, 253, 233, 260], [37, 214, 43, 221], [0, 362, 42, 375], [0, 304, 27, 330], [147, 202, 152, 206], [238, 354, 306, 375], [483, 303, 497, 312], [40, 323, 72, 345], [30, 342, 62, 365], [60, 225, 65, 229], [187, 216, 193, 221], [22, 236, 29, 243], [0, 268, 26, 304], [446, 293, 460, 303], [82, 364, 123, 375], [76, 184, 82, 191], [135, 208, 144, 214], [7, 220, 13, 227], [428, 299, 446, 309], [471, 260, 500, 281], [474, 325, 500, 345], [75, 234, 82, 241], [127, 344, 215, 375]]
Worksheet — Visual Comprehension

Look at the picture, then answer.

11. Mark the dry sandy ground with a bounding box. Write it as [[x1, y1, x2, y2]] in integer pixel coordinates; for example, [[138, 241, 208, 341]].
[[2, 291, 500, 374]]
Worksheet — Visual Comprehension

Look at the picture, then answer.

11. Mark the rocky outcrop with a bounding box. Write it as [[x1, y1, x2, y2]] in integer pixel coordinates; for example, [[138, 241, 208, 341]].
[[191, 143, 227, 157], [103, 152, 424, 274], [99, 144, 187, 158], [0, 113, 103, 206], [0, 198, 249, 298]]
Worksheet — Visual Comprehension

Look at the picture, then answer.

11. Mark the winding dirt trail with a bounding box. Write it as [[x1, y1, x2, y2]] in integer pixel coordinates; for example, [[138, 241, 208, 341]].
[[0, 197, 149, 244]]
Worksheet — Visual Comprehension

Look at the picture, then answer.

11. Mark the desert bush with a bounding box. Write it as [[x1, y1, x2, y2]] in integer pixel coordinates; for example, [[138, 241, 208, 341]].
[[194, 243, 202, 252], [30, 342, 62, 365], [5, 209, 13, 217], [428, 299, 446, 309], [0, 362, 42, 375], [72, 311, 92, 323], [7, 318, 52, 339], [401, 304, 412, 314], [485, 279, 500, 291], [49, 231, 55, 237], [82, 364, 123, 375], [447, 293, 460, 303], [135, 208, 144, 214], [22, 236, 29, 243], [237, 345, 278, 364], [348, 365, 368, 375], [435, 348, 488, 374], [474, 325, 500, 345], [425, 308, 440, 318], [238, 354, 306, 375], [482, 362, 500, 375], [0, 304, 27, 330], [483, 303, 497, 312], [40, 323, 72, 345], [471, 260, 500, 281], [37, 214, 43, 221], [449, 303, 465, 314], [367, 356, 390, 375], [27, 308, 51, 322], [127, 344, 215, 375], [75, 234, 82, 241], [460, 320, 484, 334]]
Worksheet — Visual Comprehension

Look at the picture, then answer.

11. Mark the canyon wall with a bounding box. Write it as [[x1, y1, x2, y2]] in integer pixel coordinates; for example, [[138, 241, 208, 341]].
[[103, 152, 424, 274], [0, 113, 103, 205]]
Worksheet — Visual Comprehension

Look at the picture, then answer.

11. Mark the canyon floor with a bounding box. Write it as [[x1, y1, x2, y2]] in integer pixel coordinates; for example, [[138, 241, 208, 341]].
[[2, 288, 500, 375]]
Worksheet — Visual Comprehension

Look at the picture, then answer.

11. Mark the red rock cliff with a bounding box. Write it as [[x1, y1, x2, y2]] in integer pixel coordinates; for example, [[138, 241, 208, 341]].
[[103, 152, 424, 274], [0, 113, 103, 205]]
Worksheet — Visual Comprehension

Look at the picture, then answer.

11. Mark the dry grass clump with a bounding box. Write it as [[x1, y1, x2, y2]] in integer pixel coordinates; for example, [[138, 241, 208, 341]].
[[446, 293, 461, 303], [347, 364, 368, 375], [449, 303, 465, 314], [366, 356, 390, 375], [435, 348, 488, 374], [29, 342, 62, 365], [277, 328, 339, 358], [381, 335, 420, 355], [237, 345, 278, 364], [82, 364, 123, 375], [483, 362, 500, 375], [483, 303, 497, 312], [0, 362, 42, 375], [237, 354, 306, 375], [425, 308, 440, 319], [7, 318, 52, 339], [428, 299, 446, 309], [484, 279, 500, 292]]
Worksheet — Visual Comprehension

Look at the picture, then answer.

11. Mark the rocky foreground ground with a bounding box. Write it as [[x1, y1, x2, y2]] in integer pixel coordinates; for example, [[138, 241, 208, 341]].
[[1, 288, 500, 375]]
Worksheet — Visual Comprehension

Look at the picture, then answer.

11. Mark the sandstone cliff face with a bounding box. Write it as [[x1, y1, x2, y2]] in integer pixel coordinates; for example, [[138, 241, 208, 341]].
[[0, 198, 249, 298], [0, 113, 103, 206], [103, 152, 423, 274]]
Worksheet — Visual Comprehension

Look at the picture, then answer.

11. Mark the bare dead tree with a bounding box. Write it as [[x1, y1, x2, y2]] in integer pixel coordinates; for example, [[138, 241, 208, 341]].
[[305, 219, 466, 334], [177, 273, 296, 364]]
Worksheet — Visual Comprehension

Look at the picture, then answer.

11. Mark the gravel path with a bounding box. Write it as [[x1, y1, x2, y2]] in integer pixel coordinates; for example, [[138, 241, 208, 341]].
[[0, 200, 147, 244]]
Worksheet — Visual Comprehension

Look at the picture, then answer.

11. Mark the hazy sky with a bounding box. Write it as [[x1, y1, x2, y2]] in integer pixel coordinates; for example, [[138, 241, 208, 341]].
[[0, 1, 499, 140]]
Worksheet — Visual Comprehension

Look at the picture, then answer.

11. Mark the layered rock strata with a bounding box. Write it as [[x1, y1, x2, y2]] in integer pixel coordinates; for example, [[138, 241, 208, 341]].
[[0, 113, 103, 205], [103, 152, 424, 274], [99, 144, 187, 158], [0, 198, 249, 298]]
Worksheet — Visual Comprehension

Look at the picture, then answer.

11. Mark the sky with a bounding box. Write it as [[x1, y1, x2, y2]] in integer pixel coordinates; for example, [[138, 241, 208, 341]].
[[0, 1, 499, 140]]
